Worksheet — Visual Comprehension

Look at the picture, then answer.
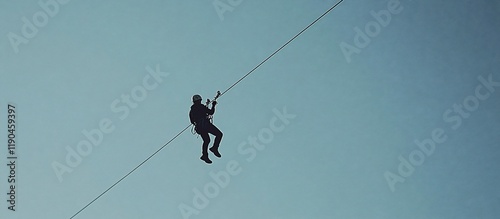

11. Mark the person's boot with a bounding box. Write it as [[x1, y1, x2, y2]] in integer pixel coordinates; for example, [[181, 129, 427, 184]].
[[200, 155, 212, 164], [209, 147, 221, 158]]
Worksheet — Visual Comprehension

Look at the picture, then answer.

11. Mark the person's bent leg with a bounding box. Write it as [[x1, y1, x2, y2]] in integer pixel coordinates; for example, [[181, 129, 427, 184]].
[[208, 124, 223, 148], [207, 124, 223, 157]]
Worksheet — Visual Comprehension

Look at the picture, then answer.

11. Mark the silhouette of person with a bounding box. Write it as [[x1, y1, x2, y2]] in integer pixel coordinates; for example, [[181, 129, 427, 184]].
[[189, 94, 223, 164]]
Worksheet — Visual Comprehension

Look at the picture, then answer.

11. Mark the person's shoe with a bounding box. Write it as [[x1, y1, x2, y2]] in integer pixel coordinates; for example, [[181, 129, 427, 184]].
[[200, 155, 212, 164], [209, 147, 221, 158]]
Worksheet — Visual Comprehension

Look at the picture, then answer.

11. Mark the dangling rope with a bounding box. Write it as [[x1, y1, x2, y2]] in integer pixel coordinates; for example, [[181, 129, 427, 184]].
[[69, 1, 345, 218]]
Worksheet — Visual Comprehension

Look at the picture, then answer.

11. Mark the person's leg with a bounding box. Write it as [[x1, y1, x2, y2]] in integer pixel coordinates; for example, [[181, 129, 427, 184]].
[[207, 124, 223, 157], [199, 132, 212, 163]]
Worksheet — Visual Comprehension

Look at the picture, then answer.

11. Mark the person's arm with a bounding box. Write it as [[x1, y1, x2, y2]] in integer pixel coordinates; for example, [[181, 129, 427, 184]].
[[207, 101, 217, 115]]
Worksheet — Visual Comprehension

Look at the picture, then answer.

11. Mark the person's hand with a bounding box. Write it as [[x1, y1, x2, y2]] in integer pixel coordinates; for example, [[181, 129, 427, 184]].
[[212, 101, 217, 106]]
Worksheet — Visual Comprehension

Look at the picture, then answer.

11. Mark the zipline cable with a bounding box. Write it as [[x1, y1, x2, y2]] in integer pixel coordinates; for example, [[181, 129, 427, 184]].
[[69, 124, 191, 219], [217, 0, 345, 100], [70, 1, 345, 218]]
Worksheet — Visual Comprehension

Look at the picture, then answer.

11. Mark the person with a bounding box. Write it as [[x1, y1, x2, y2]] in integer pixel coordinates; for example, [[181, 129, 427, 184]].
[[189, 94, 223, 164]]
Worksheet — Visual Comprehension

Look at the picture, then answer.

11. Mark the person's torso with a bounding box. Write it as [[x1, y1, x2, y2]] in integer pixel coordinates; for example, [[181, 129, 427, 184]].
[[191, 104, 208, 122]]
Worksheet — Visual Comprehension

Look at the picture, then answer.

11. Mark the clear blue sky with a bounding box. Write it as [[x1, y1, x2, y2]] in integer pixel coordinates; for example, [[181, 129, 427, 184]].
[[1, 0, 499, 218]]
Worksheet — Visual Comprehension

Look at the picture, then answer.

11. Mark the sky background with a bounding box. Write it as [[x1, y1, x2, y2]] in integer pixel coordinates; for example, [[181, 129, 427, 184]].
[[1, 0, 499, 218]]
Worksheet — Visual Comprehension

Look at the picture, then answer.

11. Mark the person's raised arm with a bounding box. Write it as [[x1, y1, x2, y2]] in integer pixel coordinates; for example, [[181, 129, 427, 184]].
[[207, 101, 217, 115]]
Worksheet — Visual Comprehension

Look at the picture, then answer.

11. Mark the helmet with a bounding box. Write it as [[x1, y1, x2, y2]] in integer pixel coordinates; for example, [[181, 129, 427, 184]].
[[192, 94, 202, 102]]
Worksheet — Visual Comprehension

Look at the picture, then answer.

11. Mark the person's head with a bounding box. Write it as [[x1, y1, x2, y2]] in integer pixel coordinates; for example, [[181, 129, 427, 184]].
[[192, 94, 202, 103]]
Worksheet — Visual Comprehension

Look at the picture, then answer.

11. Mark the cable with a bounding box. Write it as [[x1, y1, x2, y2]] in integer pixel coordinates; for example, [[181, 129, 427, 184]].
[[218, 0, 345, 99], [69, 124, 191, 219], [69, 1, 345, 218]]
